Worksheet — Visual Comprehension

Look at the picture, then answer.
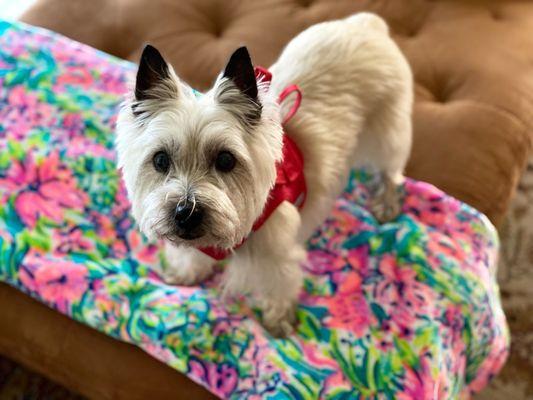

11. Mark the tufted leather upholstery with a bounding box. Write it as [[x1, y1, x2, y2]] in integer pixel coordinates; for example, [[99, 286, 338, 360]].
[[2, 0, 530, 399]]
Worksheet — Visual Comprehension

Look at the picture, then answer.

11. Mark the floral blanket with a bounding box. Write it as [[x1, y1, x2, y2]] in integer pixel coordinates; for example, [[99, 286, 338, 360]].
[[0, 20, 509, 399]]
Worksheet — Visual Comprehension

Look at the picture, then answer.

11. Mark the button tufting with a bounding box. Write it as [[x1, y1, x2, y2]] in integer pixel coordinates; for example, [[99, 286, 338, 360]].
[[422, 79, 453, 104], [432, 85, 451, 104], [211, 21, 225, 38], [489, 7, 504, 21], [207, 13, 228, 38], [405, 27, 419, 38], [298, 0, 314, 8], [394, 20, 425, 38]]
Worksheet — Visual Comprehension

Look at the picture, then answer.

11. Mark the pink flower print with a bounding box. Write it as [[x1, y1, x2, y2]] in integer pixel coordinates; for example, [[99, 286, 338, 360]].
[[90, 212, 116, 243], [329, 207, 352, 230], [62, 113, 84, 133], [142, 342, 175, 364], [444, 305, 465, 332], [376, 255, 436, 335], [427, 231, 467, 263], [65, 136, 115, 160], [326, 207, 364, 248], [301, 342, 339, 369], [376, 337, 394, 352], [0, 85, 55, 140], [21, 255, 88, 313], [36, 262, 88, 312], [111, 179, 132, 219], [442, 304, 467, 356], [53, 227, 95, 255], [111, 240, 128, 258], [188, 358, 238, 398], [318, 271, 373, 335], [56, 66, 94, 88], [127, 230, 158, 265], [345, 246, 370, 276], [323, 370, 351, 393], [95, 70, 129, 95], [396, 356, 438, 400], [19, 253, 39, 292], [405, 190, 461, 227], [304, 249, 345, 275], [0, 152, 87, 228]]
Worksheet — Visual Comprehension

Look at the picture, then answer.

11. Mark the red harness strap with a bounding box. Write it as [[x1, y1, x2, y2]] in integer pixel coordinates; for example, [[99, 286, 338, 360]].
[[199, 67, 306, 260]]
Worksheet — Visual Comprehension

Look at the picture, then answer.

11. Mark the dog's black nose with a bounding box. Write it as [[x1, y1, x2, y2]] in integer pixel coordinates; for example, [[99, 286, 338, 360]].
[[174, 201, 204, 239]]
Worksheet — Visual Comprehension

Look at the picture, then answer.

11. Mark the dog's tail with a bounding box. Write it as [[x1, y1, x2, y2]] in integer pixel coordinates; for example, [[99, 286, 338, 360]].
[[345, 12, 389, 36]]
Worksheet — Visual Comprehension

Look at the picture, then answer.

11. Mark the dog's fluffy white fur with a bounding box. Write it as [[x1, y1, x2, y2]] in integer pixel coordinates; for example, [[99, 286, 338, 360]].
[[116, 13, 413, 336]]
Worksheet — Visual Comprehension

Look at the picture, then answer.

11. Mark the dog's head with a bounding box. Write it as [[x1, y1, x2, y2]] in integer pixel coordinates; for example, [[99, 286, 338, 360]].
[[116, 45, 283, 249]]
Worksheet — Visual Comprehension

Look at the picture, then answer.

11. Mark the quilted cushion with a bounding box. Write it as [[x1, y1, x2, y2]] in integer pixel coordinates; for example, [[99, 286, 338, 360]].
[[0, 20, 508, 399]]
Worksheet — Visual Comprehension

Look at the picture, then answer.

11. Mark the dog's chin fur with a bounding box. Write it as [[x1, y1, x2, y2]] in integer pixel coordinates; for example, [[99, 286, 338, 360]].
[[116, 69, 283, 250]]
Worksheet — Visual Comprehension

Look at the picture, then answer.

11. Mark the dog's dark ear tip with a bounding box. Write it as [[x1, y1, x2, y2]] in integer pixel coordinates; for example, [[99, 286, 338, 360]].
[[233, 46, 250, 57], [139, 44, 166, 67], [135, 44, 173, 102], [224, 46, 252, 71], [223, 46, 258, 102], [141, 44, 160, 58]]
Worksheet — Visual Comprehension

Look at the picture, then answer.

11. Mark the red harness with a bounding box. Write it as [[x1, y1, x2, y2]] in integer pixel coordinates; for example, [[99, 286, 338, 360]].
[[199, 67, 306, 260]]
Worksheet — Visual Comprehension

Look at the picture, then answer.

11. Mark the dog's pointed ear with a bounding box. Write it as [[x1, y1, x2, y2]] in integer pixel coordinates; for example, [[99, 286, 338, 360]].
[[135, 44, 176, 102], [222, 46, 258, 102]]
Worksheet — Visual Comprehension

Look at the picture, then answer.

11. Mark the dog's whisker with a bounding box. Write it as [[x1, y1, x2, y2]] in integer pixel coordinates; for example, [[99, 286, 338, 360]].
[[187, 196, 197, 220], [176, 196, 186, 209]]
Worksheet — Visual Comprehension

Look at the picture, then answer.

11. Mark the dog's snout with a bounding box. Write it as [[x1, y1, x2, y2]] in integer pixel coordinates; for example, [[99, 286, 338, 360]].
[[174, 200, 204, 239]]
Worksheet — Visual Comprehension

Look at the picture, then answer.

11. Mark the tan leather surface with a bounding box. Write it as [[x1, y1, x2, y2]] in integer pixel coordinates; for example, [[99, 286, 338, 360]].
[[8, 0, 533, 398]]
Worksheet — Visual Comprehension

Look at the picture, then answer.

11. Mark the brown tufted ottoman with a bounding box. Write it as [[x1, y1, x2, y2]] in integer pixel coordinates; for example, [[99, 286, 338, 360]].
[[0, 0, 531, 398]]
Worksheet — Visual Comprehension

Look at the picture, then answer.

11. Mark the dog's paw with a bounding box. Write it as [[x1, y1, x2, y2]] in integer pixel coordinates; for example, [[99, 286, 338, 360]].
[[163, 244, 215, 286], [370, 191, 401, 223], [370, 175, 403, 223], [163, 263, 213, 286], [258, 298, 297, 338]]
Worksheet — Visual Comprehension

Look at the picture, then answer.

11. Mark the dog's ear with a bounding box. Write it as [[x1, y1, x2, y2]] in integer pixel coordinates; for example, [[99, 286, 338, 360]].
[[222, 47, 258, 102], [217, 47, 261, 126], [135, 44, 177, 102]]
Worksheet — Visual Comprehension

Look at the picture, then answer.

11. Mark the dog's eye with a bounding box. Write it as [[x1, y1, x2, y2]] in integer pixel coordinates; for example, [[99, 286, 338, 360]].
[[153, 151, 170, 173], [215, 151, 236, 173]]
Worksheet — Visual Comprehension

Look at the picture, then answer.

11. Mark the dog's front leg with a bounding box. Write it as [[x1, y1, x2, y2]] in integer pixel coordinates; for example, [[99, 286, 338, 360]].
[[162, 241, 215, 286], [224, 201, 305, 337]]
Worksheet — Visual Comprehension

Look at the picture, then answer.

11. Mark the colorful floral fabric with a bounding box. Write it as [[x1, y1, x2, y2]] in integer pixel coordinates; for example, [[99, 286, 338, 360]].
[[0, 20, 509, 399]]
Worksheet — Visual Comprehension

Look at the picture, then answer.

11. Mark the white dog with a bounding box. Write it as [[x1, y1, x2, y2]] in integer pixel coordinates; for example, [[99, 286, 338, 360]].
[[115, 13, 413, 336]]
